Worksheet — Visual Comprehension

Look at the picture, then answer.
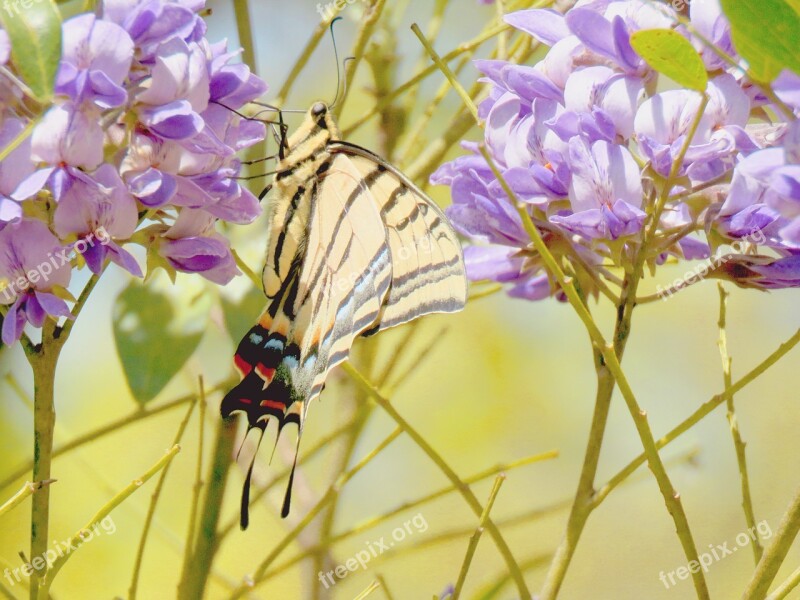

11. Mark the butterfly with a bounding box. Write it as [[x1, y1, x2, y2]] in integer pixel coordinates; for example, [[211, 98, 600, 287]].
[[220, 101, 467, 528]]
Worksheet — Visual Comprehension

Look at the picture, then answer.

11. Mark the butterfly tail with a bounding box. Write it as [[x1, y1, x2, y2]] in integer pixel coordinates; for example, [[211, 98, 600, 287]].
[[222, 319, 307, 527], [240, 424, 267, 531]]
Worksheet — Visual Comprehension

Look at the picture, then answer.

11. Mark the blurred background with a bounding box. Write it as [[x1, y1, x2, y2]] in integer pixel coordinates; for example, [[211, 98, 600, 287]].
[[2, 1, 800, 598]]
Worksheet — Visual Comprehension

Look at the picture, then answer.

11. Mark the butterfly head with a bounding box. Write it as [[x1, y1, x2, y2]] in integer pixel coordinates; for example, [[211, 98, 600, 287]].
[[308, 101, 338, 136]]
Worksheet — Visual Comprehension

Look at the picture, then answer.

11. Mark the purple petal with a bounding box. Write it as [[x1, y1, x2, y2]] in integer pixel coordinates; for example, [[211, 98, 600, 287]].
[[2, 298, 26, 344], [34, 291, 73, 319], [504, 9, 570, 46], [107, 243, 143, 277], [82, 241, 107, 273], [128, 168, 178, 207], [138, 100, 204, 140], [463, 245, 524, 282], [25, 293, 47, 327]]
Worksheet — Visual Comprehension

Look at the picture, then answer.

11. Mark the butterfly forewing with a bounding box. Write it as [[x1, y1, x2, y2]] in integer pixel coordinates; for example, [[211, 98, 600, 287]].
[[330, 143, 468, 331]]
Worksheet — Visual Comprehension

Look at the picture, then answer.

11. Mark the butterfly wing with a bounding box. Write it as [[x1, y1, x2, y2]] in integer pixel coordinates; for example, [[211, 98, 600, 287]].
[[330, 141, 467, 332], [222, 103, 467, 525], [221, 151, 393, 520]]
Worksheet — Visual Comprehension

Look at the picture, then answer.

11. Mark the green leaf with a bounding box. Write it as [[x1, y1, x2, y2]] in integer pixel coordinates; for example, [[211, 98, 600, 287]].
[[630, 29, 708, 92], [0, 0, 62, 102], [220, 285, 265, 342], [720, 0, 800, 82], [113, 275, 211, 404]]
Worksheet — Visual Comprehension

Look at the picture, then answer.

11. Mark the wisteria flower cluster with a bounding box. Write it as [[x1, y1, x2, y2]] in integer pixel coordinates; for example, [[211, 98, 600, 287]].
[[434, 0, 800, 301], [0, 0, 266, 344]]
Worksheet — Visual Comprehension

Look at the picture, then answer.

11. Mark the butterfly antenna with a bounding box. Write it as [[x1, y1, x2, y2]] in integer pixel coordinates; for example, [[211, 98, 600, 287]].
[[327, 17, 346, 111], [240, 423, 267, 530], [281, 430, 303, 519]]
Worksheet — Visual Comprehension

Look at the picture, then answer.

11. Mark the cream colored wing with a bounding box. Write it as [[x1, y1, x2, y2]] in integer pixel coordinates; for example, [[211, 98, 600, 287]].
[[330, 142, 467, 332]]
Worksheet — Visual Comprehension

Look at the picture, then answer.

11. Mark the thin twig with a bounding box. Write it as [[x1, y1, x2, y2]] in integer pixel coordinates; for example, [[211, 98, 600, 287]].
[[129, 396, 198, 599], [410, 23, 480, 124], [342, 363, 532, 600], [453, 475, 505, 599], [227, 428, 403, 599], [0, 480, 55, 519], [43, 445, 182, 589], [180, 377, 207, 579], [376, 574, 396, 600], [742, 483, 800, 599], [0, 380, 233, 493], [718, 283, 762, 564], [260, 450, 557, 580]]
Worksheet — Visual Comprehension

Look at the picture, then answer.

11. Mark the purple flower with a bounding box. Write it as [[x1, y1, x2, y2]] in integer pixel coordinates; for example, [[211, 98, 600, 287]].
[[634, 75, 753, 182], [53, 165, 142, 276], [0, 220, 73, 344], [710, 254, 800, 290], [16, 103, 104, 200], [56, 14, 134, 108], [158, 209, 240, 284], [0, 118, 34, 224], [551, 138, 645, 240], [103, 0, 205, 60], [689, 0, 734, 71], [208, 40, 268, 107]]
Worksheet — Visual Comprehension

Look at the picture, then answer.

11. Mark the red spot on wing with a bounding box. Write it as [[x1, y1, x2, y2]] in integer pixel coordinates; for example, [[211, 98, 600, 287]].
[[239, 399, 252, 405], [234, 354, 252, 377], [260, 399, 286, 411], [255, 364, 275, 381]]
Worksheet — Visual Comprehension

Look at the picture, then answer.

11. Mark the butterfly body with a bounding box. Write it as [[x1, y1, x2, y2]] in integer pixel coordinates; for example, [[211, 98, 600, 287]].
[[221, 102, 467, 525]]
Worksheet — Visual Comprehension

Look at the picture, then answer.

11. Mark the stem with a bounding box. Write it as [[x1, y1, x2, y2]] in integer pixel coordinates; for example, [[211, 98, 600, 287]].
[[540, 269, 638, 599], [232, 0, 256, 72], [602, 345, 710, 599], [594, 328, 800, 508], [767, 565, 800, 600], [718, 284, 762, 564], [742, 483, 800, 599], [177, 416, 238, 600], [452, 474, 505, 599], [376, 574, 396, 600], [342, 362, 532, 600], [539, 348, 616, 599], [28, 340, 61, 600], [180, 378, 207, 584]]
